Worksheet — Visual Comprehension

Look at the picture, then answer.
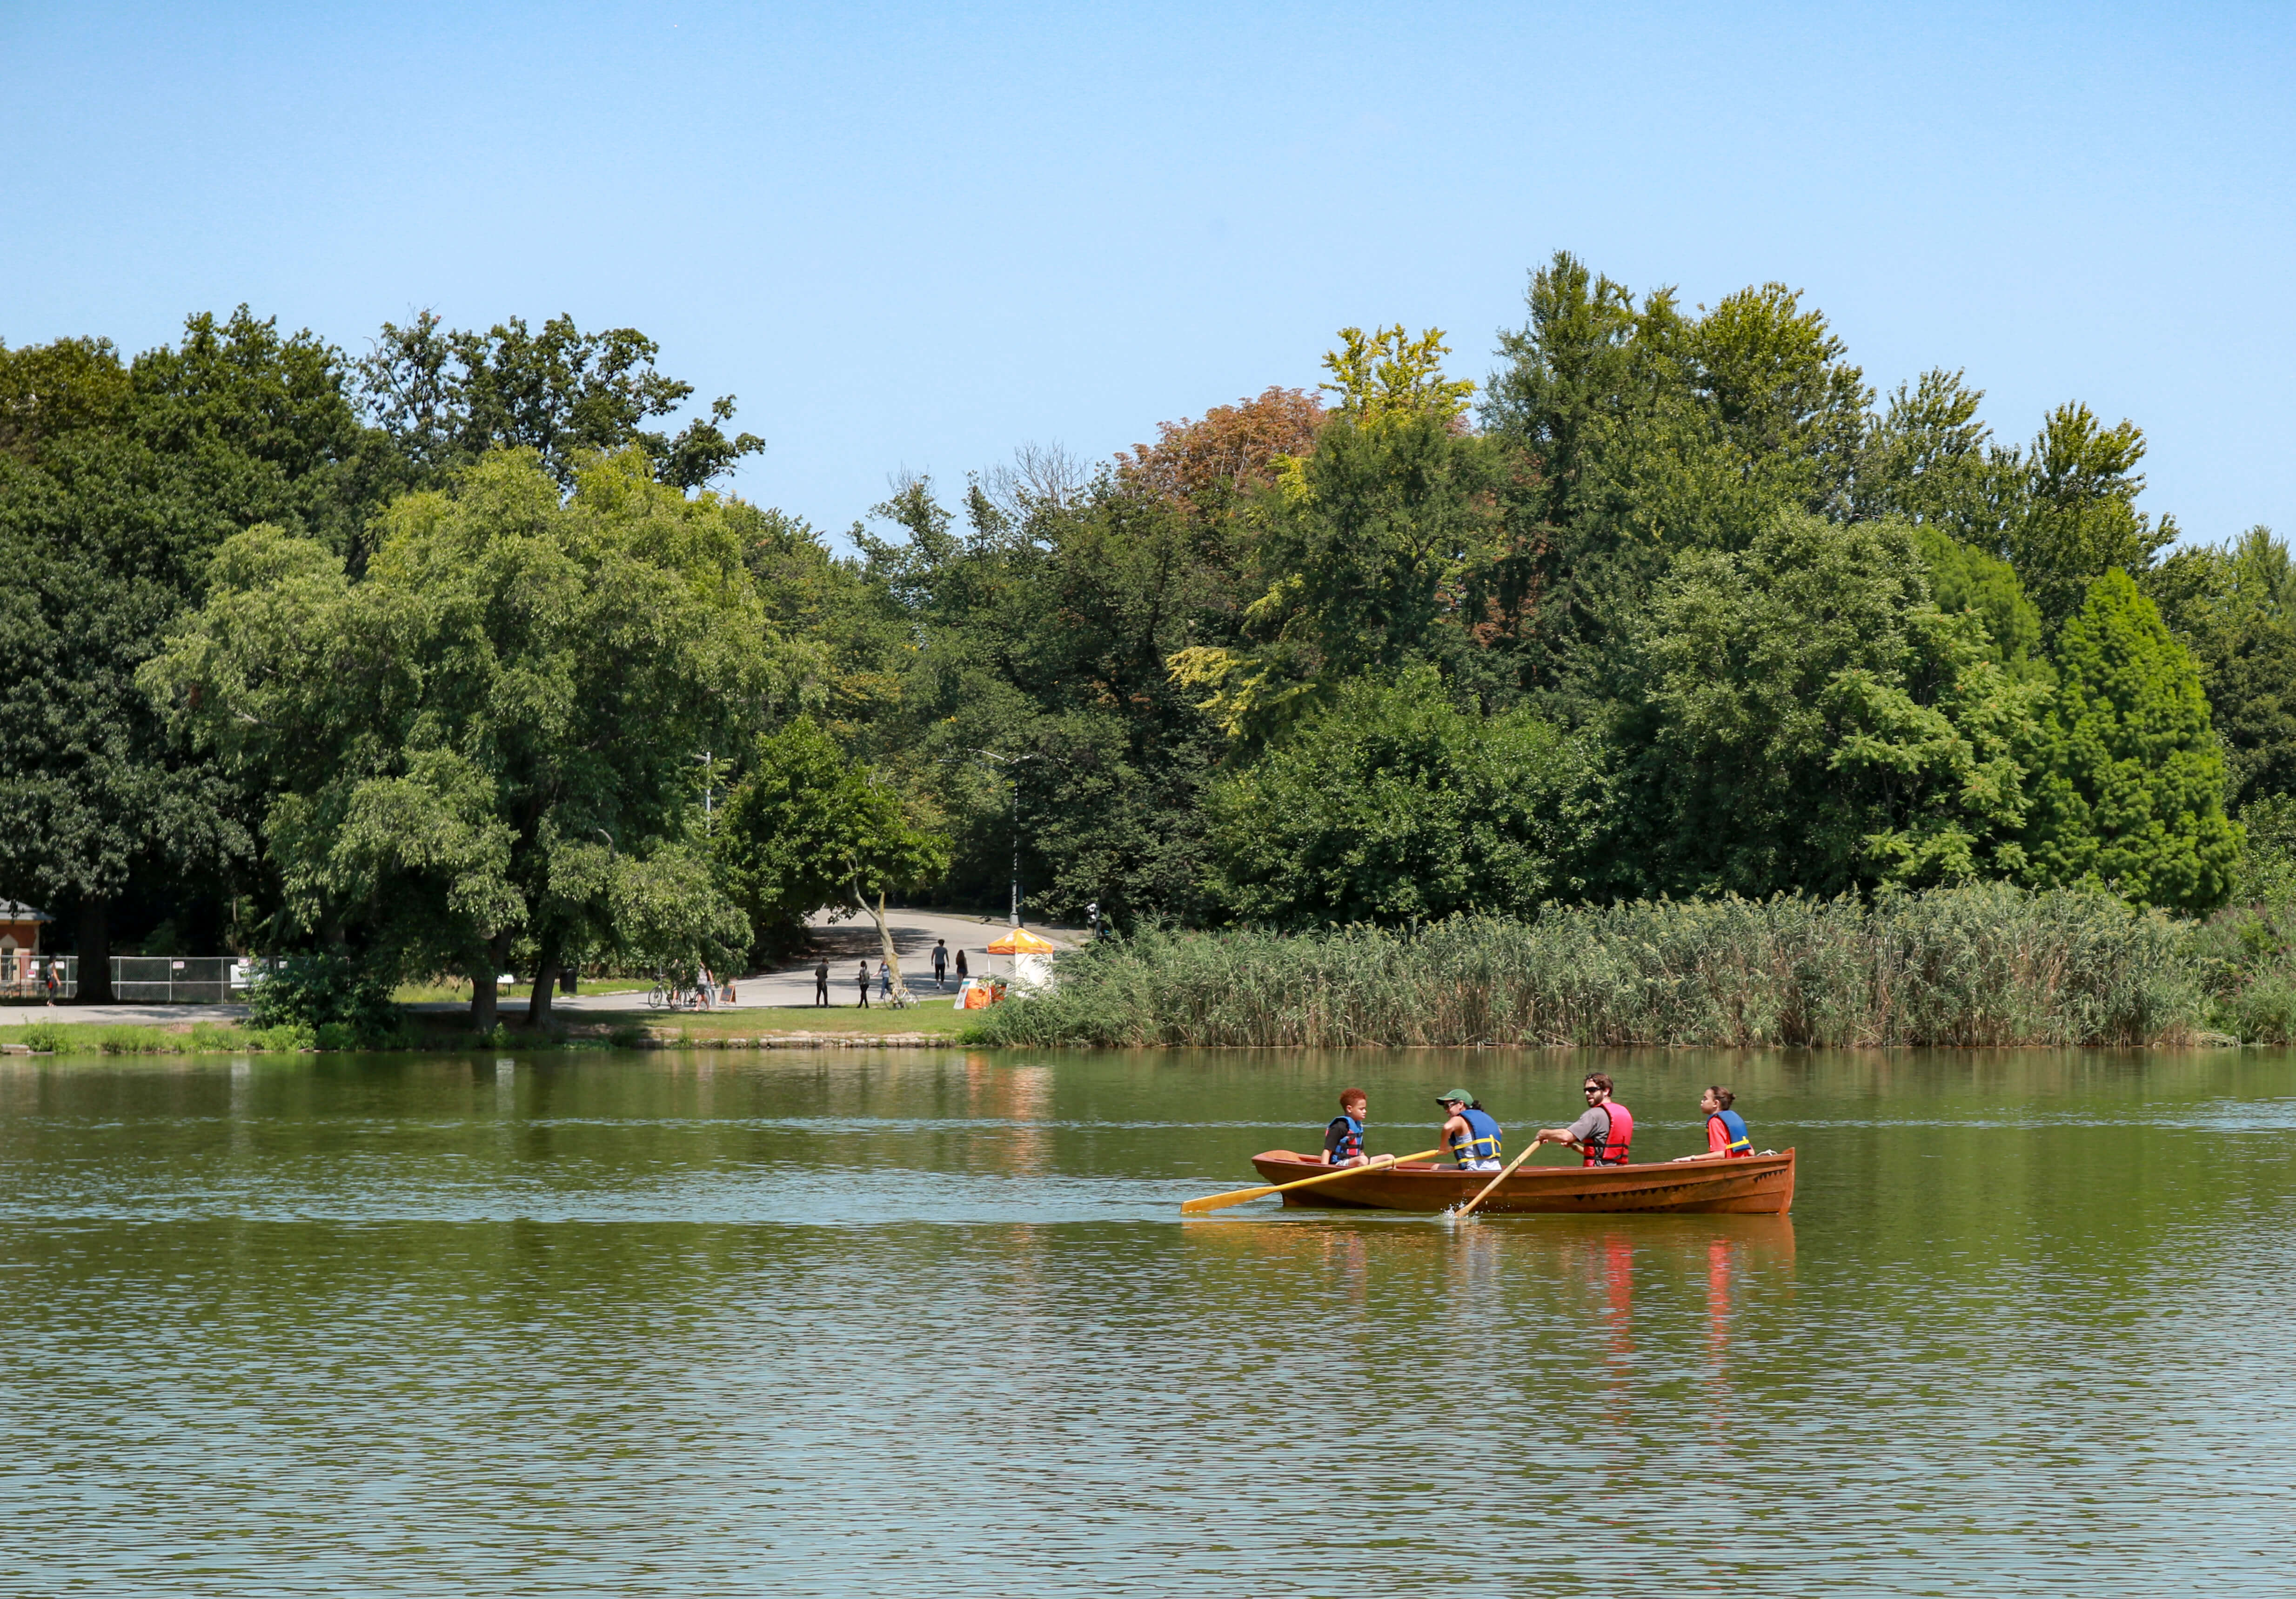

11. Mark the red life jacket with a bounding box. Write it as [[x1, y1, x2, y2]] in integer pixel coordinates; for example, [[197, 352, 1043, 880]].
[[1582, 1101, 1633, 1166]]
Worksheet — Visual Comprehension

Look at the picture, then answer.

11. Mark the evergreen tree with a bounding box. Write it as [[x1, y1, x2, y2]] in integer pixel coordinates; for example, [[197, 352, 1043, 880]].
[[2022, 569, 2237, 910]]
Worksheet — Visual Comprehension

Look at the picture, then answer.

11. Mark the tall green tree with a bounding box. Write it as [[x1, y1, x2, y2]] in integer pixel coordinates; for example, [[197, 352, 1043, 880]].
[[146, 449, 800, 1027], [2004, 404, 2176, 625], [0, 311, 368, 998], [2147, 526, 2296, 811], [715, 714, 950, 989], [2021, 569, 2237, 910], [358, 311, 763, 494]]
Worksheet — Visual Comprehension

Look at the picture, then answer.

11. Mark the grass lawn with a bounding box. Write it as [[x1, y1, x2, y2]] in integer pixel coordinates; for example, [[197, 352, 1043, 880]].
[[393, 977, 655, 1004], [596, 1000, 977, 1040]]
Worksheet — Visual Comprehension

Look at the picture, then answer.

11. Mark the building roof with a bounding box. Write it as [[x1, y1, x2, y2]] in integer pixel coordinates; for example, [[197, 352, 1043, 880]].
[[0, 900, 53, 922]]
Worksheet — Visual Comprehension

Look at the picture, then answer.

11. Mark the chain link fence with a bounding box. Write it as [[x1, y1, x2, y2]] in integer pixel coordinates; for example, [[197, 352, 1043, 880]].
[[3, 956, 281, 1004]]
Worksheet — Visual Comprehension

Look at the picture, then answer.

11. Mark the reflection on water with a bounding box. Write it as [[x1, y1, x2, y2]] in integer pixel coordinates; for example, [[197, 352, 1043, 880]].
[[0, 1047, 2291, 1595]]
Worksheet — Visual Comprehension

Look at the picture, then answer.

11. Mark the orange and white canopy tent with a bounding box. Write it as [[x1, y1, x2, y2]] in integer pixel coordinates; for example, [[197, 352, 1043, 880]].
[[984, 929, 1058, 955]]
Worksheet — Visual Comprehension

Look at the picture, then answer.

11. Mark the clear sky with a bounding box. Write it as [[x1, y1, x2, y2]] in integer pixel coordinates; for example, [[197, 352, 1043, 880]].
[[5, 2, 2290, 547]]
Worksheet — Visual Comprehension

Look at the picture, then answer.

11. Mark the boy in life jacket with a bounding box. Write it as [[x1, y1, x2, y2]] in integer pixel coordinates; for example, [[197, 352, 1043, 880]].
[[1322, 1088, 1371, 1166], [1435, 1089, 1503, 1171], [1672, 1084, 1754, 1161], [1533, 1072, 1634, 1165]]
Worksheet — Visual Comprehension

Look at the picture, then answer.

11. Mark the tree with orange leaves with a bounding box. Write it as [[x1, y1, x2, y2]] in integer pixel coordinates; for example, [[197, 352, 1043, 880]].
[[1114, 386, 1325, 521]]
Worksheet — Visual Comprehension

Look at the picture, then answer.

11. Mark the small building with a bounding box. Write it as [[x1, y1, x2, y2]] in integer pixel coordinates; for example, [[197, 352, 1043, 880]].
[[0, 899, 52, 990]]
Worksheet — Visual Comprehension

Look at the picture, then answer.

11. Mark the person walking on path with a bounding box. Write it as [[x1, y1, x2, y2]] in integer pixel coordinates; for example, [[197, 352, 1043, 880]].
[[877, 960, 892, 1000], [814, 959, 830, 1007], [855, 960, 871, 1008], [932, 939, 949, 989], [954, 948, 969, 984], [1533, 1073, 1635, 1166]]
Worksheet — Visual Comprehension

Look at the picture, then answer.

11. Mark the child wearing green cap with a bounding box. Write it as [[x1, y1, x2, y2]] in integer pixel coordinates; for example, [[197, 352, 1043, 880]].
[[1435, 1089, 1503, 1171]]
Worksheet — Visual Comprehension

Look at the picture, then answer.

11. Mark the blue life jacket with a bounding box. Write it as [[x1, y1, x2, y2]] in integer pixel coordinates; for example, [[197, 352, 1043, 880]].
[[1325, 1112, 1365, 1164], [1450, 1106, 1502, 1167], [1709, 1107, 1753, 1157]]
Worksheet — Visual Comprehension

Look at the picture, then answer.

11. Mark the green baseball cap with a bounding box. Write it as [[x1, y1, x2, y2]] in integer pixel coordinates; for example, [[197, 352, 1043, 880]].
[[1435, 1087, 1475, 1106]]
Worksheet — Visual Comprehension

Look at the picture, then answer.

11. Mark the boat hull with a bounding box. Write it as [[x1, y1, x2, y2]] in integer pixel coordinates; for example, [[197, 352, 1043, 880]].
[[1246, 1149, 1796, 1215]]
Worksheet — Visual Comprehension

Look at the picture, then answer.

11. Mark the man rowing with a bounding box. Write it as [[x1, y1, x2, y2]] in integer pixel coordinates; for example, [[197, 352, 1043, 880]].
[[1672, 1084, 1754, 1162], [1435, 1088, 1503, 1171], [1532, 1072, 1634, 1165]]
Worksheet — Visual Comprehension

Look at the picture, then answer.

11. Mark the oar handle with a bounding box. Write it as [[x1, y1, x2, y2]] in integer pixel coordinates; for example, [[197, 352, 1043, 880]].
[[1180, 1148, 1447, 1214]]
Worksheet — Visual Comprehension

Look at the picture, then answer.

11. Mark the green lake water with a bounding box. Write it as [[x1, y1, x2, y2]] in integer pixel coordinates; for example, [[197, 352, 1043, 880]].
[[3, 1046, 2292, 1596]]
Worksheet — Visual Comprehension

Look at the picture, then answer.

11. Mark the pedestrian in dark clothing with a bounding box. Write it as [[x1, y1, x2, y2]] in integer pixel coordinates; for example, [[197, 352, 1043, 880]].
[[855, 961, 871, 1008], [814, 959, 830, 1007], [954, 948, 969, 982], [932, 939, 949, 989]]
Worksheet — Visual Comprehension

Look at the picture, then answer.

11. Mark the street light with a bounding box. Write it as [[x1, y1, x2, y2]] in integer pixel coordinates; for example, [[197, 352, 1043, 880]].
[[958, 748, 1037, 927]]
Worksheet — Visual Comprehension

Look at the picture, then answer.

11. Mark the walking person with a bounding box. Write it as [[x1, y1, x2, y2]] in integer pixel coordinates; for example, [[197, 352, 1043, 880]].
[[954, 947, 968, 984], [814, 958, 830, 1008], [877, 959, 892, 1001], [932, 939, 949, 989], [855, 960, 871, 1008]]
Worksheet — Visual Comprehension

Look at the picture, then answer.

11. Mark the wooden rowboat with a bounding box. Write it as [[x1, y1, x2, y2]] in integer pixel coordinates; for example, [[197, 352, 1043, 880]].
[[1245, 1148, 1796, 1216]]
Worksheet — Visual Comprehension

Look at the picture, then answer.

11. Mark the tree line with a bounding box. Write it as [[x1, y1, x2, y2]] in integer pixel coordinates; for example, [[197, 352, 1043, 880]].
[[3, 254, 2287, 1024]]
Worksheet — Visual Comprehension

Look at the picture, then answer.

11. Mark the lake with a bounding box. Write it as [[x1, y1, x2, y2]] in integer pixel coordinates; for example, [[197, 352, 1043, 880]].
[[2, 1046, 2291, 1596]]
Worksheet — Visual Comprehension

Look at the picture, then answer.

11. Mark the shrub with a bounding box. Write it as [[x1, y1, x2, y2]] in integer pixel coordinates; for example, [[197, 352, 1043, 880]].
[[15, 1022, 69, 1052], [247, 951, 400, 1042]]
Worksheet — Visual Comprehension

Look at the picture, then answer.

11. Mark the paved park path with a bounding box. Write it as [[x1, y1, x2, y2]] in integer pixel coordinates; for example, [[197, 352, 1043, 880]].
[[0, 907, 1083, 1029]]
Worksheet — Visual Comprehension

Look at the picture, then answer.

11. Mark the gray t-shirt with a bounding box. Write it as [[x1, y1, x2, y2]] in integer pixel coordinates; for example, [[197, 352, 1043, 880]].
[[1564, 1105, 1613, 1144]]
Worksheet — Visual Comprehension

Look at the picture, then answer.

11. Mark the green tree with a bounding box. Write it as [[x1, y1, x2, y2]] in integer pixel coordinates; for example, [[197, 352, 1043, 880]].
[[1913, 525, 2044, 665], [1169, 327, 1522, 744], [2147, 526, 2296, 811], [2022, 569, 2237, 910], [716, 715, 950, 958], [1204, 669, 1604, 926], [1479, 254, 1872, 704], [358, 311, 763, 492], [0, 312, 368, 998], [2003, 403, 2175, 625], [1613, 513, 2048, 896], [146, 449, 800, 1027]]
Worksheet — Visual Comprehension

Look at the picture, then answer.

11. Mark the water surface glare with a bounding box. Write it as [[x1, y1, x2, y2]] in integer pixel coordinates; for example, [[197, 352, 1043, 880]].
[[3, 1047, 2291, 1596]]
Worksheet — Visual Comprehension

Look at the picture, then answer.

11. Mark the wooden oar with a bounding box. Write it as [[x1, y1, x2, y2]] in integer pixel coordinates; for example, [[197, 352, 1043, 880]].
[[1180, 1149, 1446, 1215], [1452, 1139, 1552, 1220]]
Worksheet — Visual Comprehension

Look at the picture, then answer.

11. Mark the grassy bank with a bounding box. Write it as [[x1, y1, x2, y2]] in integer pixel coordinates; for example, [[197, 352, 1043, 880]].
[[1, 1000, 979, 1057], [969, 884, 2283, 1049]]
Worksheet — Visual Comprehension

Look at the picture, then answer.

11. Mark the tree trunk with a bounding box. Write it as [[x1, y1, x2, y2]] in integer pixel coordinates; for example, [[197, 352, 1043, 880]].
[[526, 930, 561, 1026], [469, 931, 514, 1031], [852, 885, 910, 1006], [75, 896, 112, 1004]]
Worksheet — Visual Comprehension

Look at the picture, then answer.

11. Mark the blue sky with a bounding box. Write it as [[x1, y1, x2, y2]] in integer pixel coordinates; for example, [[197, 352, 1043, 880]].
[[5, 1, 2290, 547]]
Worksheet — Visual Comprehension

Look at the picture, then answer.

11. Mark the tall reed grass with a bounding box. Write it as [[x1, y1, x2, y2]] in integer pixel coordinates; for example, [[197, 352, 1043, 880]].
[[972, 884, 2203, 1048]]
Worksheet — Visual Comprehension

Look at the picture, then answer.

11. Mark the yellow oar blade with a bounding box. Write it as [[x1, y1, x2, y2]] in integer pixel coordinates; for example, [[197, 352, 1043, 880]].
[[1180, 1149, 1446, 1214]]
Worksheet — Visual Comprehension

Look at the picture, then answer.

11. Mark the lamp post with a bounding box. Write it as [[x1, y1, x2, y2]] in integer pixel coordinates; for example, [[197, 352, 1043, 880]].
[[961, 748, 1037, 927]]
